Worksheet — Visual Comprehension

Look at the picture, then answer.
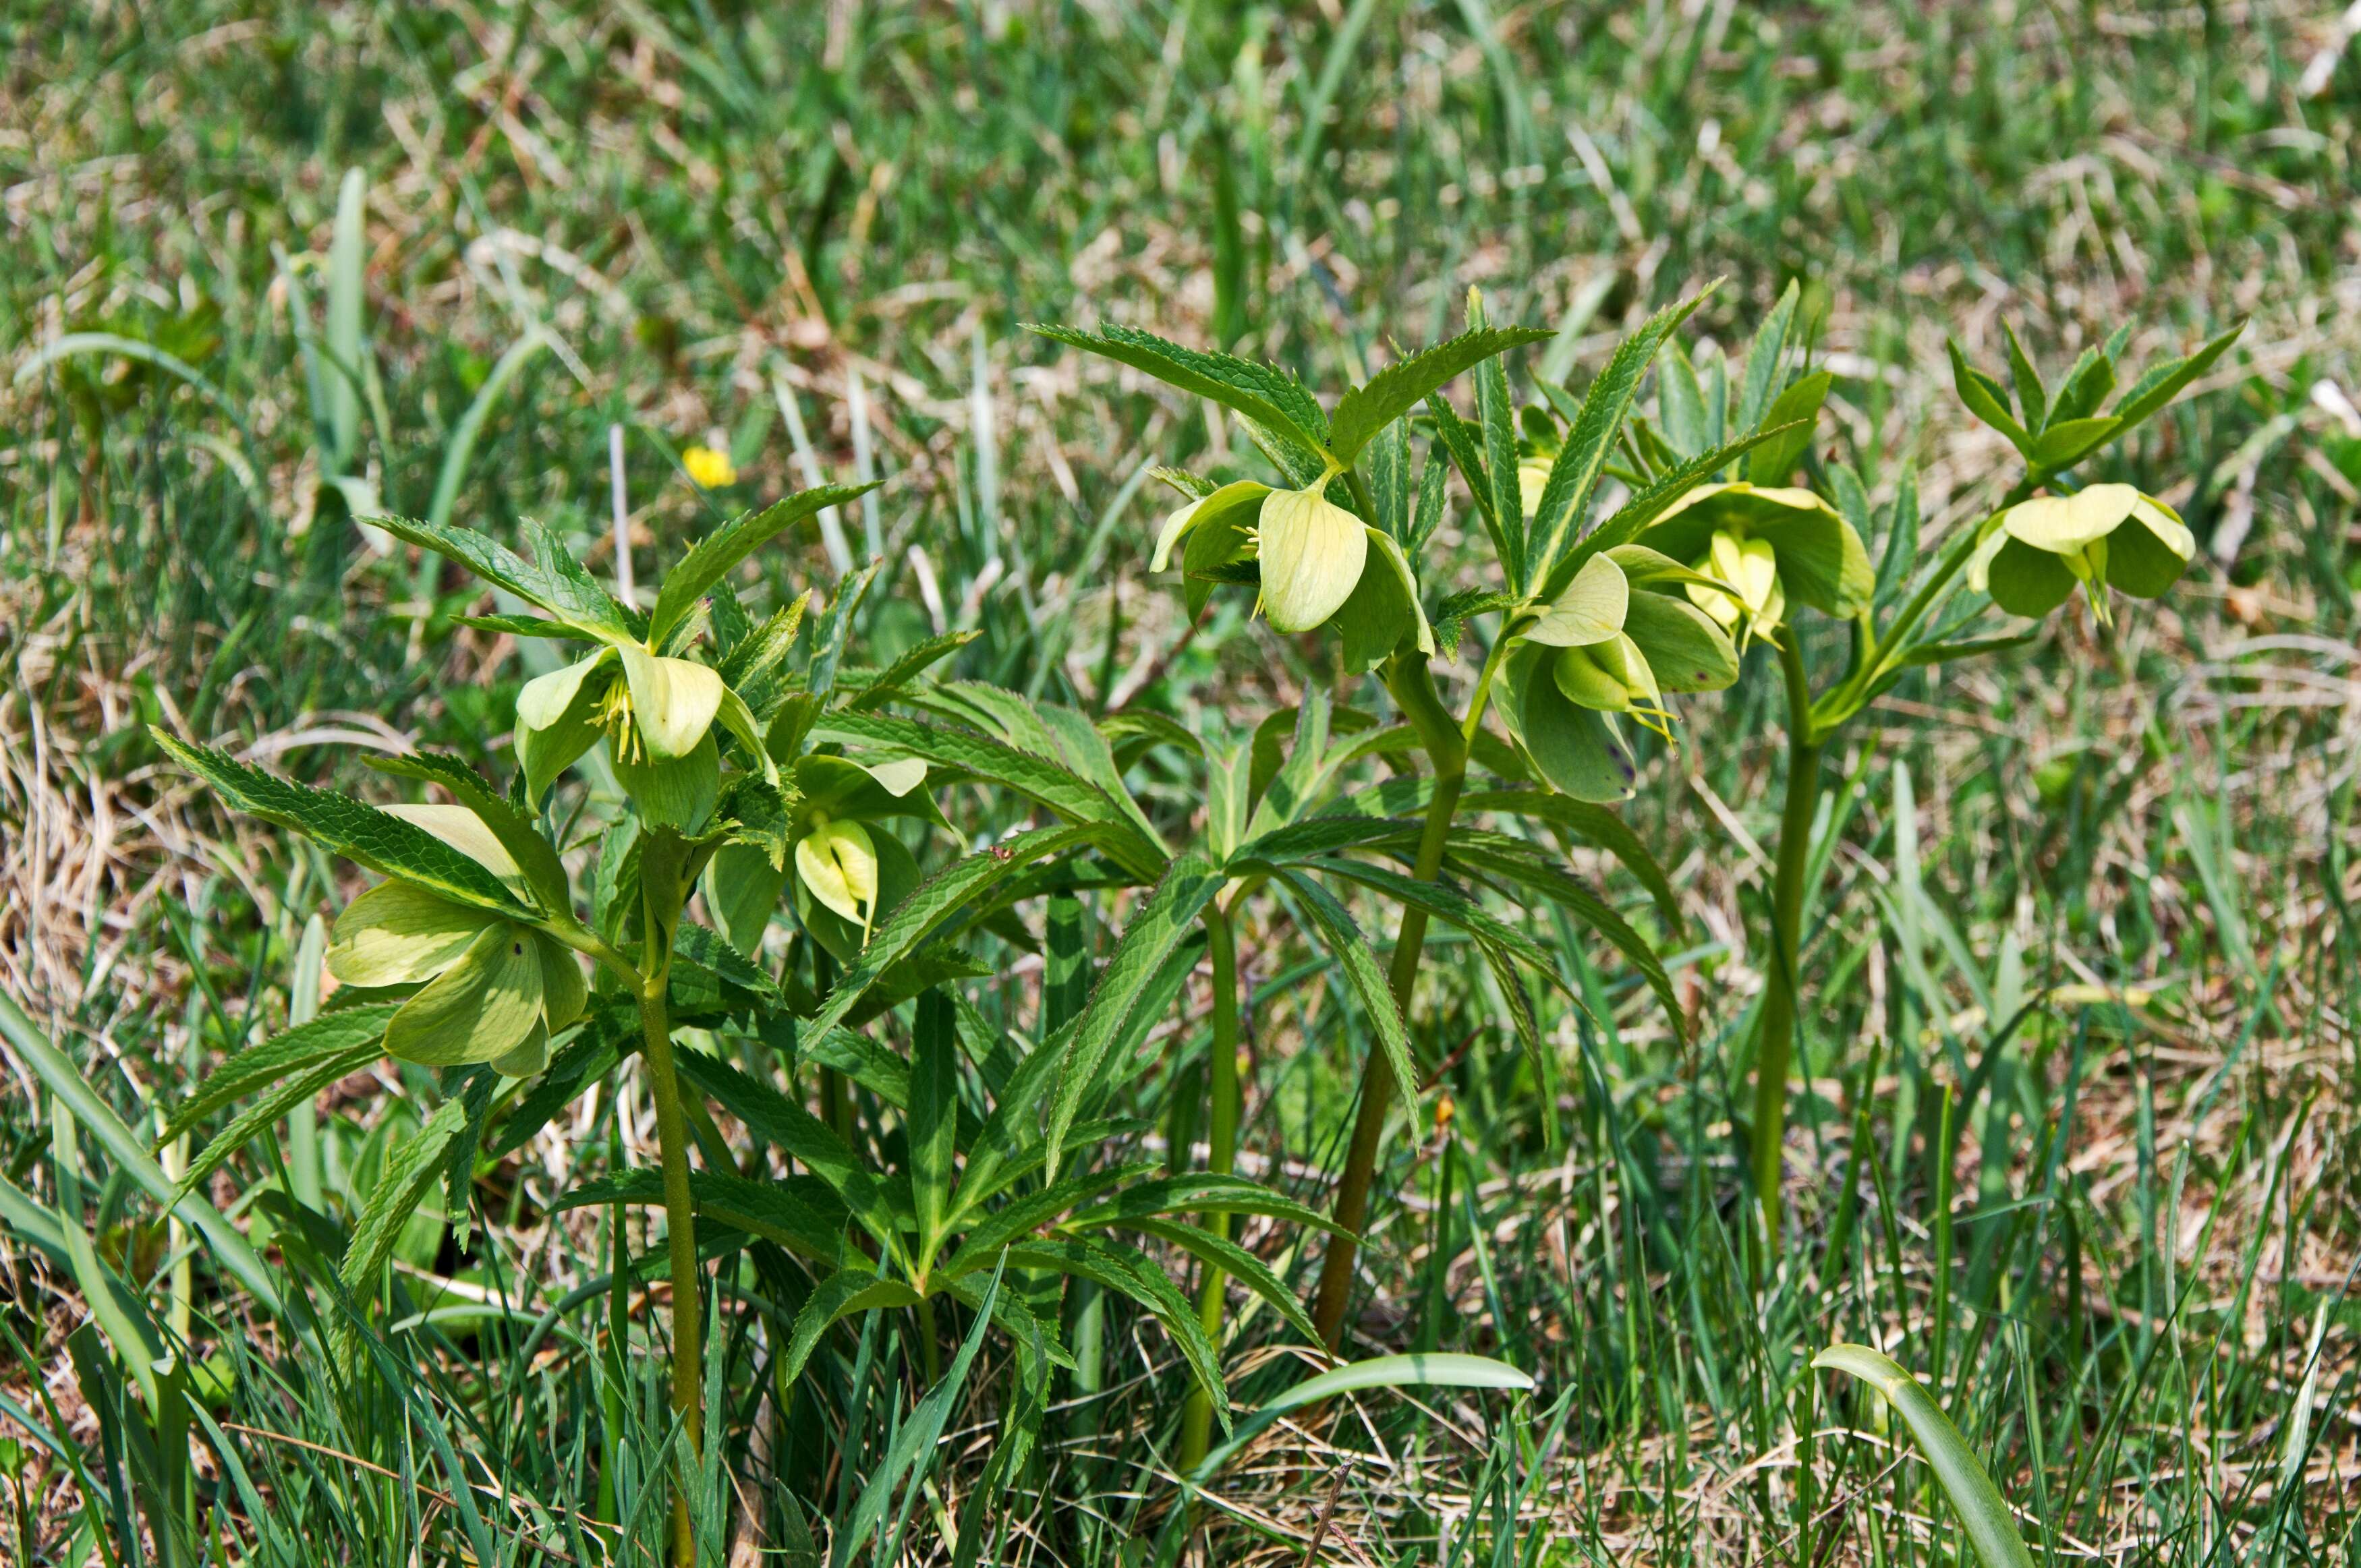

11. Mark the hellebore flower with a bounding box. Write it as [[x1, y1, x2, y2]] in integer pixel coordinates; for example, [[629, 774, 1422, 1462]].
[[326, 805, 586, 1077], [1634, 482, 1873, 647], [1970, 483, 2194, 625], [1517, 455, 1554, 518], [1500, 547, 1742, 801], [1151, 473, 1433, 666], [515, 644, 726, 827], [701, 754, 942, 960]]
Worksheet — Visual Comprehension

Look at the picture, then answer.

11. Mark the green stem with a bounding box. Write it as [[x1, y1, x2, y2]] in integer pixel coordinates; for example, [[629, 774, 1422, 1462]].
[[1750, 635, 1824, 1251], [1178, 901, 1243, 1474], [1310, 654, 1468, 1352], [636, 965, 702, 1568]]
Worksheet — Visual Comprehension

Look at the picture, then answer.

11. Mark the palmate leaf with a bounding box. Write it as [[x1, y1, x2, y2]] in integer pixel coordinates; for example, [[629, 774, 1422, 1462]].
[[1268, 869, 1419, 1111], [1527, 287, 1715, 583], [155, 734, 532, 919], [805, 823, 1113, 1039], [155, 1003, 400, 1146], [1326, 326, 1554, 465], [1042, 854, 1224, 1182], [376, 514, 634, 643], [649, 483, 877, 647], [1028, 322, 1328, 462], [1814, 1345, 2036, 1568]]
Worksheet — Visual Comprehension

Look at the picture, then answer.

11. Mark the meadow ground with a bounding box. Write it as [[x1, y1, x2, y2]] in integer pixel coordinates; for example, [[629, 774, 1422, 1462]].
[[1, 3, 2357, 1564]]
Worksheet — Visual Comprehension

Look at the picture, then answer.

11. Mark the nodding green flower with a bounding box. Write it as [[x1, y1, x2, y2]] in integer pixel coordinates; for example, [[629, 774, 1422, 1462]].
[[702, 753, 942, 959], [326, 805, 586, 1078], [1635, 482, 1873, 647], [1688, 531, 1785, 650], [515, 644, 726, 826], [1500, 546, 1743, 801], [1252, 480, 1367, 633], [1150, 473, 1433, 662], [795, 815, 880, 939], [1970, 483, 2194, 626]]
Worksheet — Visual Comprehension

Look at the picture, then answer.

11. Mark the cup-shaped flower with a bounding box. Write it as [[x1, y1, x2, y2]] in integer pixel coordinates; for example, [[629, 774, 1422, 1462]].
[[1500, 548, 1742, 801], [1970, 483, 2194, 625], [1634, 482, 1872, 645], [326, 805, 586, 1077], [702, 753, 942, 959], [514, 643, 727, 826], [1254, 481, 1367, 633]]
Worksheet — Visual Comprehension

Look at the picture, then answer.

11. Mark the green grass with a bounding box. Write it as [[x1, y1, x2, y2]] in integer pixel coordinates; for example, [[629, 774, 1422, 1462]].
[[2, 2, 2357, 1565]]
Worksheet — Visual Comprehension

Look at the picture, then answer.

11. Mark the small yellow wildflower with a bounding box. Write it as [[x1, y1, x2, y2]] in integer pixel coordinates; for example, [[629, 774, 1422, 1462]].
[[683, 444, 738, 488]]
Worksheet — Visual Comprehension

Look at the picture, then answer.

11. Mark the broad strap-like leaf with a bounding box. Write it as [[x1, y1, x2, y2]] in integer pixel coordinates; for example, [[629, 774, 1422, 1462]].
[[1029, 322, 1327, 461], [650, 483, 877, 647], [1527, 289, 1714, 582], [1327, 326, 1553, 466], [1269, 869, 1419, 1109], [805, 823, 1111, 1038], [156, 1003, 399, 1146], [1443, 831, 1684, 1043], [376, 514, 633, 642], [156, 734, 532, 919], [340, 1097, 470, 1297], [1041, 854, 1224, 1183], [1457, 790, 1682, 928], [1814, 1345, 2037, 1568], [367, 751, 571, 912], [1002, 1236, 1229, 1426], [1185, 1354, 1532, 1481]]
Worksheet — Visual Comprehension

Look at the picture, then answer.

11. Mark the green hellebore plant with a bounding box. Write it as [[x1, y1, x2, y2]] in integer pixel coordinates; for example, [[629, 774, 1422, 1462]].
[[702, 752, 942, 958], [325, 804, 588, 1077], [1154, 471, 1434, 662], [515, 643, 757, 830], [1496, 546, 1742, 801], [1633, 481, 1875, 645], [1969, 482, 2194, 625]]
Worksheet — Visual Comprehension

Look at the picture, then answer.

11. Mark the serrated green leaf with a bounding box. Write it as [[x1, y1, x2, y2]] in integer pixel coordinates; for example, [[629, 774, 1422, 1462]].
[[156, 734, 531, 919], [1328, 326, 1552, 465], [1003, 1236, 1228, 1425], [778, 1268, 927, 1391], [156, 1003, 400, 1147], [1042, 855, 1223, 1183], [1458, 789, 1681, 927], [910, 990, 959, 1262], [377, 515, 632, 642], [366, 751, 571, 912], [340, 1097, 469, 1298], [1528, 289, 1714, 581], [650, 484, 876, 647], [1029, 322, 1326, 459], [1269, 868, 1419, 1111], [1443, 830, 1684, 1042], [1534, 420, 1805, 603], [1741, 370, 1831, 486], [172, 1045, 383, 1204], [1947, 341, 2032, 453], [1130, 1217, 1322, 1344]]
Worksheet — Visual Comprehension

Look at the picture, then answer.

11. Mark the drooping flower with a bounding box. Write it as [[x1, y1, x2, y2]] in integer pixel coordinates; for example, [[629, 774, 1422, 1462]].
[[1253, 482, 1368, 633], [1634, 482, 1873, 647], [1970, 482, 2194, 625], [700, 754, 941, 958], [1500, 548, 1742, 801], [326, 805, 586, 1078], [514, 644, 726, 826]]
